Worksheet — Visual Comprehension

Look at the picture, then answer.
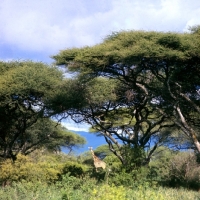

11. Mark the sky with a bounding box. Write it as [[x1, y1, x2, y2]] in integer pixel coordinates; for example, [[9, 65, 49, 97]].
[[1, 0, 200, 64], [1, 0, 200, 133], [61, 118, 90, 132]]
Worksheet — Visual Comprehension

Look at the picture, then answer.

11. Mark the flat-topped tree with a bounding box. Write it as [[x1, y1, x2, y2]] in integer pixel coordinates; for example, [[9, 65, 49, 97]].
[[0, 61, 64, 160], [52, 27, 200, 164]]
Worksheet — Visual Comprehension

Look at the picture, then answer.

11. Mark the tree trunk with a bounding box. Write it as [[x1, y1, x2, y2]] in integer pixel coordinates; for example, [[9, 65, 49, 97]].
[[176, 106, 200, 153]]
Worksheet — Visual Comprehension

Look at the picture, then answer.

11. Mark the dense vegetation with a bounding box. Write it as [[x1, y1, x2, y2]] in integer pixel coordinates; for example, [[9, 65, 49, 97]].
[[1, 149, 200, 199], [0, 26, 200, 199]]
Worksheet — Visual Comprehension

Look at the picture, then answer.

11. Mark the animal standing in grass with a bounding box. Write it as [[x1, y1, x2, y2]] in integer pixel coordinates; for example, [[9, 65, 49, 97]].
[[88, 147, 106, 172]]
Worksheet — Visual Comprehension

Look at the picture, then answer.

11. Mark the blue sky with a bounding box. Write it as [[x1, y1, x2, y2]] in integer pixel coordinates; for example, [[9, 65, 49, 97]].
[[1, 0, 200, 64], [1, 0, 200, 132]]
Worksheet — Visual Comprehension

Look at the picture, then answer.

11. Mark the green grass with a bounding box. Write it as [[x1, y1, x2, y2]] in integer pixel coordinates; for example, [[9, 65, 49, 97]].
[[0, 181, 200, 200], [128, 187, 200, 200]]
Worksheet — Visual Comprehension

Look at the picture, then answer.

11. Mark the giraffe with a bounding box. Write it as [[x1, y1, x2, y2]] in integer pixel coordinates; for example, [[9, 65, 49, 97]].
[[88, 147, 106, 172]]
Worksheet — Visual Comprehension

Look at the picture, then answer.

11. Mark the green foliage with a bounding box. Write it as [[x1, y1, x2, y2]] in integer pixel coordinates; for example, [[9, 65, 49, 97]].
[[0, 148, 199, 199], [104, 154, 122, 172], [167, 152, 200, 189], [157, 34, 181, 50], [53, 30, 200, 68], [0, 159, 200, 200], [1, 28, 200, 199], [86, 77, 118, 105], [0, 154, 63, 184], [0, 61, 62, 97], [129, 186, 165, 200], [0, 181, 61, 200], [62, 161, 89, 177], [1, 180, 200, 200], [90, 184, 127, 200], [149, 147, 177, 182], [121, 145, 147, 171], [48, 78, 88, 113], [0, 61, 85, 159], [107, 166, 158, 189], [53, 27, 200, 165], [149, 149, 200, 190], [18, 118, 86, 154], [0, 61, 64, 159]]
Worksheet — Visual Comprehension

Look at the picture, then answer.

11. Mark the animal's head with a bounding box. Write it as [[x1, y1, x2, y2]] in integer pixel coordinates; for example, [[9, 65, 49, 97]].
[[88, 147, 93, 151]]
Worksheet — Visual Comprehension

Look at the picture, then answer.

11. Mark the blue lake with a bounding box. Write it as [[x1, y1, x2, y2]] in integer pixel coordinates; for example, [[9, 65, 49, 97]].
[[62, 131, 107, 155]]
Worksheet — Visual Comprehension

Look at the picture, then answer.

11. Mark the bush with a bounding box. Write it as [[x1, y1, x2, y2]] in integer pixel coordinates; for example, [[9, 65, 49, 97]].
[[168, 152, 200, 189], [62, 161, 89, 178], [107, 166, 158, 188], [103, 154, 122, 172], [0, 154, 63, 185]]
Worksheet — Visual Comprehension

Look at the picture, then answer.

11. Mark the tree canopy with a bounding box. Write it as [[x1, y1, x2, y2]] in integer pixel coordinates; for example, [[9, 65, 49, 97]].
[[52, 28, 200, 167], [0, 61, 85, 160], [19, 118, 86, 155]]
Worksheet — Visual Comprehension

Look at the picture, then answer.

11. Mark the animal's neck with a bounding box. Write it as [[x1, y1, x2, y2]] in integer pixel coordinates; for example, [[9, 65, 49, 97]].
[[91, 150, 95, 159], [90, 150, 99, 162]]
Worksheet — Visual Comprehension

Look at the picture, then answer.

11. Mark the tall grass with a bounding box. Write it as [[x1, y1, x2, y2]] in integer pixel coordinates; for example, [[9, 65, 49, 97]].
[[0, 180, 199, 200]]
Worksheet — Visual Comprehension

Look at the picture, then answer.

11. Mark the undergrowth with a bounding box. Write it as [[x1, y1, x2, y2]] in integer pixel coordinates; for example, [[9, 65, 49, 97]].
[[0, 176, 200, 200]]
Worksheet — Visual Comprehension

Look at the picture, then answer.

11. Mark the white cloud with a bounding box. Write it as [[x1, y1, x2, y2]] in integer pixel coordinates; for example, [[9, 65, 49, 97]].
[[61, 119, 90, 132], [0, 0, 200, 61]]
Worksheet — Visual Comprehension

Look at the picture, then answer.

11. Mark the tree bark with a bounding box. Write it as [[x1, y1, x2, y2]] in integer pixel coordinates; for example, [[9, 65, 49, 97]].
[[176, 106, 200, 153]]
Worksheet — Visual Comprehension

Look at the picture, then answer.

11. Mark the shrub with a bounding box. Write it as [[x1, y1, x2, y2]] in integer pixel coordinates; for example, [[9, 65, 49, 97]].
[[107, 166, 158, 188], [103, 154, 122, 172], [56, 173, 97, 199], [168, 152, 200, 189], [62, 161, 89, 178], [0, 154, 63, 185]]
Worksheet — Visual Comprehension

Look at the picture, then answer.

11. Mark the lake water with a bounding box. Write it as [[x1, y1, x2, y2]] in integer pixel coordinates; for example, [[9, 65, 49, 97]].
[[62, 131, 107, 155]]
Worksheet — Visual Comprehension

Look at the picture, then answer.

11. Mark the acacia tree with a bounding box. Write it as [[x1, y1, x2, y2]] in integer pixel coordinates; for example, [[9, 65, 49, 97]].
[[50, 72, 176, 168], [0, 61, 65, 160], [17, 118, 86, 155], [52, 27, 200, 167]]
